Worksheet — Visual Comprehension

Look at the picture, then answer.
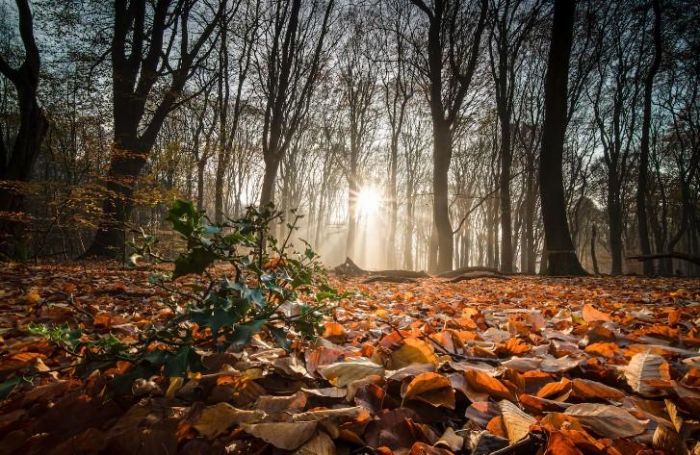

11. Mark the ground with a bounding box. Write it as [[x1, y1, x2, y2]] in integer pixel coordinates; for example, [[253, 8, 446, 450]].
[[0, 262, 699, 454]]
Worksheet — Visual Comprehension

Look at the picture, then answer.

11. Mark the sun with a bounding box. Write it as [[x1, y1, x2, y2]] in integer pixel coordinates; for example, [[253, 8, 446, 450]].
[[357, 187, 381, 216]]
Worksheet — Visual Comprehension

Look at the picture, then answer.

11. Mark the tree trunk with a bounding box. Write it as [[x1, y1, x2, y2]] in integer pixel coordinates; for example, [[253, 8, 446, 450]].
[[636, 0, 662, 276], [499, 122, 513, 273], [590, 223, 600, 275], [538, 0, 587, 276], [607, 182, 624, 275], [433, 123, 453, 272], [0, 0, 48, 258]]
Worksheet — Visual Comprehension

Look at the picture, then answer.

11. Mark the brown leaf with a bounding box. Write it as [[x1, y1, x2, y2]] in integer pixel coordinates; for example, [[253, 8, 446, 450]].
[[193, 403, 265, 438], [402, 372, 456, 409], [294, 431, 335, 455], [434, 427, 464, 452], [498, 400, 536, 444], [571, 378, 625, 400], [625, 351, 671, 397], [241, 421, 317, 450], [563, 403, 647, 439], [318, 358, 384, 387]]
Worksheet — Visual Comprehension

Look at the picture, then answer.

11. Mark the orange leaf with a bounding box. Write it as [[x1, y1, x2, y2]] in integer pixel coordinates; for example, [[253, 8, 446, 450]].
[[402, 372, 455, 409], [93, 312, 112, 328], [571, 378, 625, 400], [464, 369, 513, 400], [544, 431, 584, 455], [537, 378, 572, 400], [582, 304, 611, 322]]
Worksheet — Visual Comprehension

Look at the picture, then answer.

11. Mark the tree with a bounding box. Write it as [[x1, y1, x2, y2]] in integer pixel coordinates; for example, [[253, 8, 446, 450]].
[[408, 0, 488, 272], [0, 0, 48, 257], [256, 0, 335, 207], [85, 0, 226, 258], [538, 0, 586, 276], [637, 0, 662, 275], [488, 0, 542, 273]]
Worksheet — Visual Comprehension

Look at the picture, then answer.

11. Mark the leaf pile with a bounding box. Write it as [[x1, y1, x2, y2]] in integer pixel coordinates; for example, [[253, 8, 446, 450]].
[[1, 265, 700, 454]]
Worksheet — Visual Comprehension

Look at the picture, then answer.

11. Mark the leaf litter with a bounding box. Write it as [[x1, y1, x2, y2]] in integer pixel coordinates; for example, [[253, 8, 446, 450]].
[[1, 262, 700, 453]]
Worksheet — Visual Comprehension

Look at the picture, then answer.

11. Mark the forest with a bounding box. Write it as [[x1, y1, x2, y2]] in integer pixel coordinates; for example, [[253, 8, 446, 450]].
[[1, 0, 700, 454]]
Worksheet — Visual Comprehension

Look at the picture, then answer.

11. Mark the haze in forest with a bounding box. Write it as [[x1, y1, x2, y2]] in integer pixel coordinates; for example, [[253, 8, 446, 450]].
[[1, 0, 698, 276]]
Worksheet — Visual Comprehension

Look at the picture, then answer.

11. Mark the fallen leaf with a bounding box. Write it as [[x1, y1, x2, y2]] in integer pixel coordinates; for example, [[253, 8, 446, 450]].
[[464, 369, 513, 400], [294, 431, 335, 455], [390, 338, 439, 369], [318, 358, 385, 387], [434, 427, 464, 451], [241, 421, 317, 450], [564, 403, 647, 439], [625, 351, 671, 397], [582, 304, 612, 323], [193, 403, 265, 438], [499, 400, 536, 444], [402, 372, 456, 409]]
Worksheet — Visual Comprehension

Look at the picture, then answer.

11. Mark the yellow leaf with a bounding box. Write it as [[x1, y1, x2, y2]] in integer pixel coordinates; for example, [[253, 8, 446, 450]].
[[389, 337, 438, 369], [499, 400, 536, 444]]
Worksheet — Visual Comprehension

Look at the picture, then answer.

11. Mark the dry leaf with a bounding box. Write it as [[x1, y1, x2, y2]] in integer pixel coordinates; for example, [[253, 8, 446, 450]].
[[625, 351, 671, 397], [571, 378, 625, 400], [193, 403, 265, 438], [294, 431, 335, 455], [464, 369, 513, 400], [390, 338, 439, 369], [498, 400, 536, 444], [564, 403, 647, 439], [434, 427, 464, 451], [241, 421, 317, 450], [402, 372, 456, 409], [318, 358, 385, 387], [581, 304, 612, 322]]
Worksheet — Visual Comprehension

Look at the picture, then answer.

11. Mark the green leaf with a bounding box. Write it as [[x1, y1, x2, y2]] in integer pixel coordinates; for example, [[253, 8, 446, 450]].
[[0, 377, 21, 400], [268, 326, 290, 350], [166, 199, 199, 237], [165, 345, 200, 377], [173, 247, 217, 279], [228, 320, 267, 350]]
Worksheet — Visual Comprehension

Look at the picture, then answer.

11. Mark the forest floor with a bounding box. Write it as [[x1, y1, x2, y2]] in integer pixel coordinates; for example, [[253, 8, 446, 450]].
[[0, 262, 699, 454]]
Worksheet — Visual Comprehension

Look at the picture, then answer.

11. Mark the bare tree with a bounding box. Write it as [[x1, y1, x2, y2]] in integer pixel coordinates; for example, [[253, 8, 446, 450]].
[[256, 0, 335, 207], [637, 0, 662, 275], [408, 0, 488, 272], [86, 0, 226, 257], [538, 0, 586, 275], [0, 0, 47, 256]]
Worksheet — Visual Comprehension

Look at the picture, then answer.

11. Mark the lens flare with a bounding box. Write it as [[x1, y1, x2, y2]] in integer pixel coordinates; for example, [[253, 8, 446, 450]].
[[357, 187, 381, 216]]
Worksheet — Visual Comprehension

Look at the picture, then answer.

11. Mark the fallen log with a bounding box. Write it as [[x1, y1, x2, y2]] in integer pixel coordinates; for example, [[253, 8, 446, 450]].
[[448, 272, 510, 283], [333, 257, 430, 279], [436, 266, 503, 278], [362, 275, 417, 284], [627, 252, 700, 267]]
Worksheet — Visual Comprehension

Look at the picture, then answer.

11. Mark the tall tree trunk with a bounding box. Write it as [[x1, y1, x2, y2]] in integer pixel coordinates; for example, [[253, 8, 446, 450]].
[[0, 0, 48, 258], [636, 0, 662, 275], [607, 184, 624, 274], [590, 223, 600, 275], [499, 123, 513, 272], [538, 0, 587, 275], [387, 140, 398, 268], [433, 123, 453, 272]]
